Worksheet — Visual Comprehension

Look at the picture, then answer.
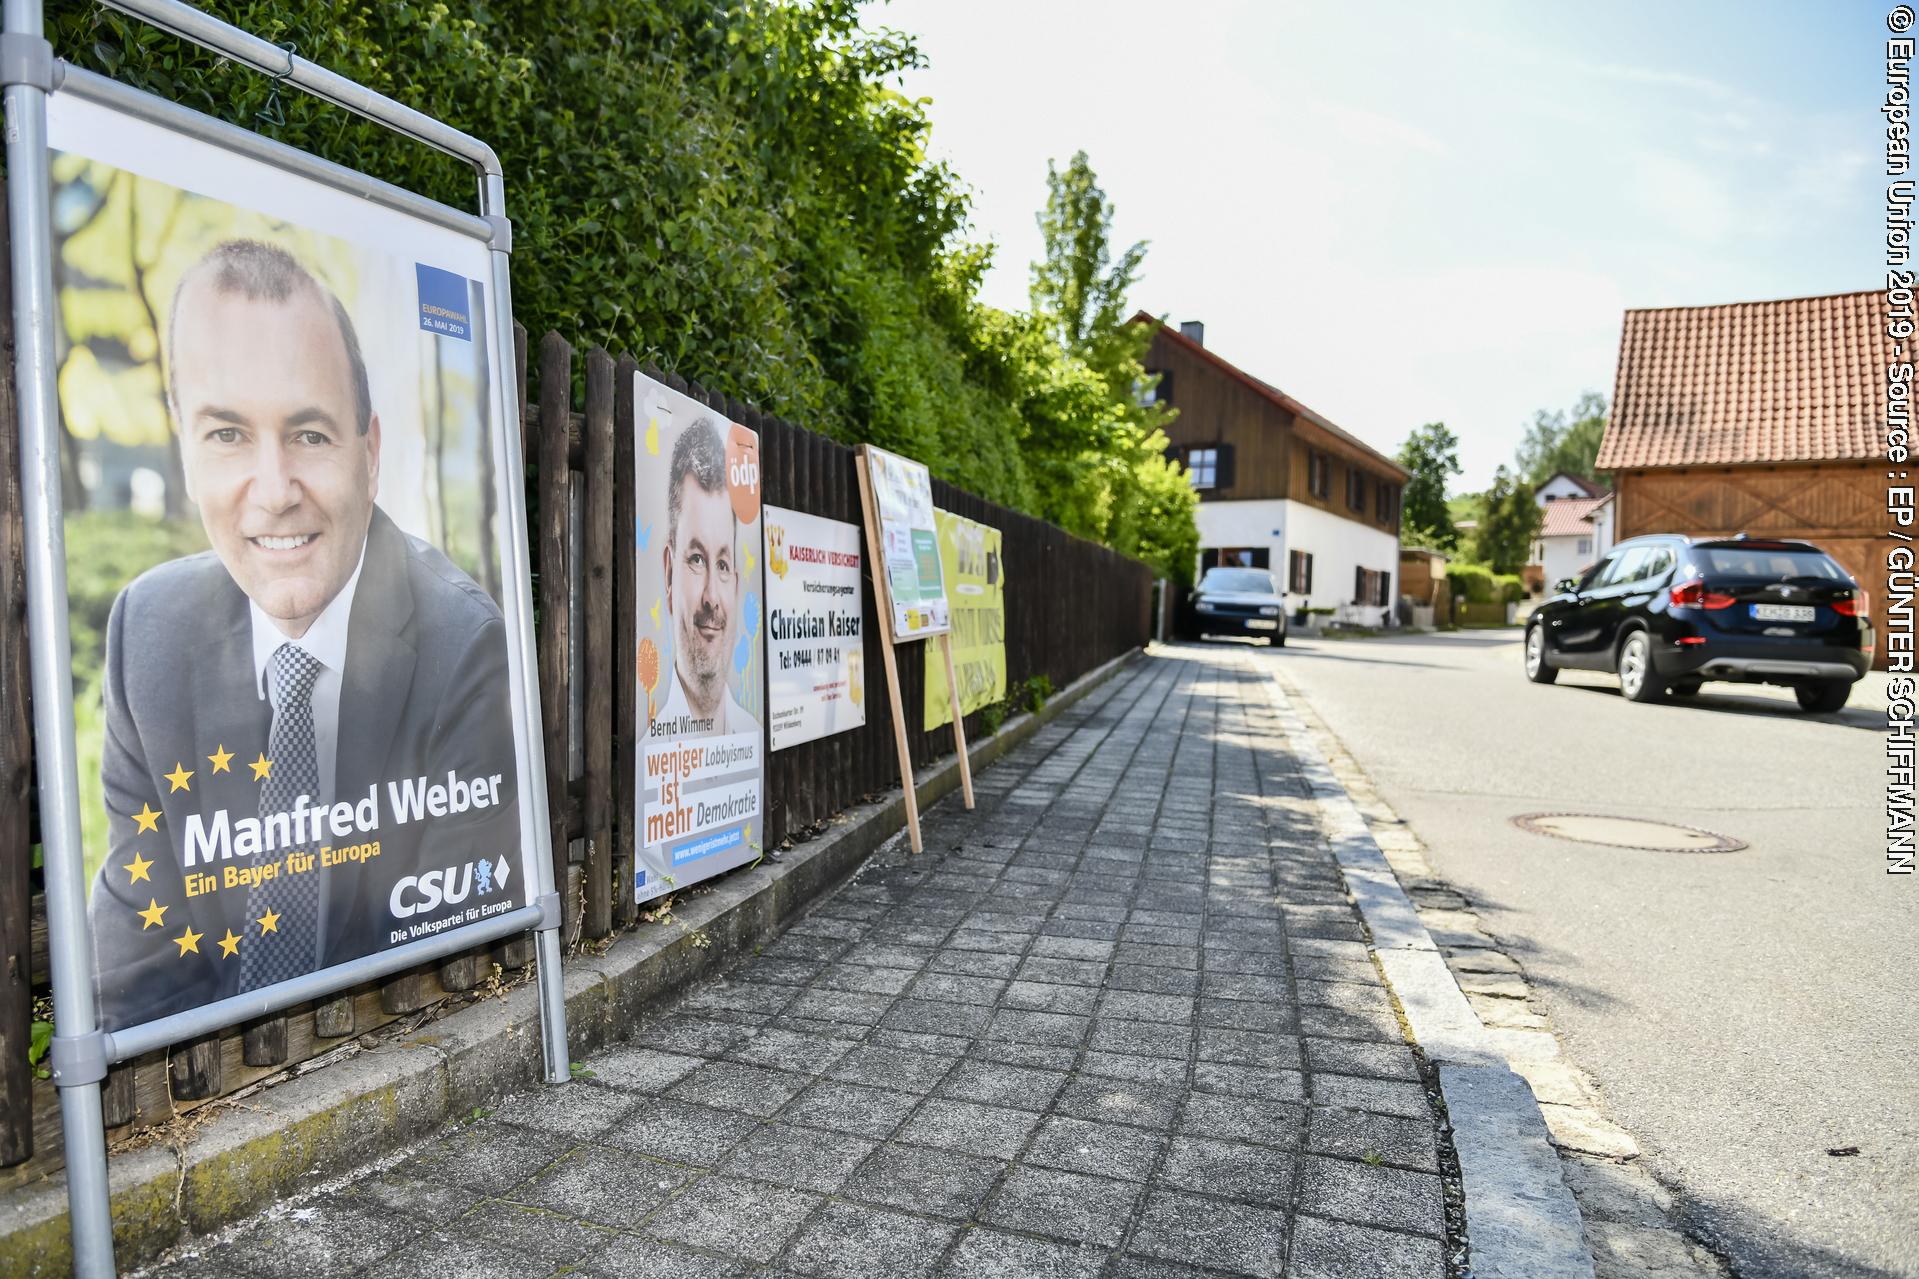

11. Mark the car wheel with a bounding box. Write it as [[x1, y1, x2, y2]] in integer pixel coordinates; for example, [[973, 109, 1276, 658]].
[[1271, 625, 1286, 648], [1795, 680, 1850, 714], [1524, 623, 1557, 684], [1617, 631, 1663, 702], [1669, 680, 1702, 697]]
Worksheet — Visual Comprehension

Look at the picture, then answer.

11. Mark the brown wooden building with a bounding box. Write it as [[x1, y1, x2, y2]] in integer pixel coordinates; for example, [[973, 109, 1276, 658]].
[[1597, 289, 1889, 665], [1136, 315, 1406, 621]]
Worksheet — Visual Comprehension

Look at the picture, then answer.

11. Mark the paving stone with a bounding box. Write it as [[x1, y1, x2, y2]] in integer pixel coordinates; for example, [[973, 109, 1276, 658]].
[[1087, 1019, 1190, 1059], [1157, 1135, 1294, 1205], [896, 1097, 1043, 1159], [393, 1120, 570, 1195], [585, 1045, 707, 1093], [1304, 1036, 1421, 1082], [938, 1059, 1070, 1111], [1025, 1114, 1164, 1181], [1197, 997, 1297, 1034], [666, 1060, 811, 1117], [638, 1015, 758, 1056], [495, 1080, 637, 1140], [1191, 1061, 1307, 1104], [683, 980, 801, 1018], [782, 1079, 920, 1138], [724, 1027, 856, 1076], [215, 1199, 423, 1276], [1111, 942, 1200, 970], [783, 1201, 958, 1279], [1307, 1106, 1440, 1174], [454, 1199, 618, 1263], [842, 1142, 1006, 1220], [1079, 1051, 1189, 1086], [1297, 1154, 1445, 1237], [883, 997, 995, 1036], [1312, 1073, 1431, 1120], [983, 1166, 1143, 1246], [970, 1038, 1081, 1071], [1001, 980, 1101, 1015], [339, 1171, 482, 1223], [576, 1235, 752, 1278], [357, 1230, 532, 1279], [1286, 1212, 1447, 1278], [985, 1008, 1091, 1048], [1054, 1077, 1183, 1130], [508, 1144, 698, 1226], [944, 1227, 1110, 1278], [786, 988, 898, 1026], [1299, 1002, 1403, 1043], [1105, 963, 1201, 996], [927, 949, 1024, 979], [715, 1121, 877, 1192], [602, 1098, 760, 1166], [826, 1043, 960, 1091], [1196, 1028, 1303, 1070], [909, 972, 1009, 1006], [643, 1174, 820, 1263], [1126, 1190, 1290, 1277], [1179, 1093, 1306, 1149], [1015, 956, 1109, 986], [814, 964, 919, 995]]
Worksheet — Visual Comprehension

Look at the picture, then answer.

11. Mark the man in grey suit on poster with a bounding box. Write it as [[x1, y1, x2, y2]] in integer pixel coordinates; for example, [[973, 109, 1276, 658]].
[[86, 239, 519, 1032]]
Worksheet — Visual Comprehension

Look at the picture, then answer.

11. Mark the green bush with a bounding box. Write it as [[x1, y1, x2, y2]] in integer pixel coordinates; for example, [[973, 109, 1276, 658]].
[[1446, 562, 1495, 604], [1492, 573, 1525, 605]]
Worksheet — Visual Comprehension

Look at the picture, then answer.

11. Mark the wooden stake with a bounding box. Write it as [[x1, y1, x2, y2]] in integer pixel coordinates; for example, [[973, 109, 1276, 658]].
[[855, 446, 924, 853], [939, 630, 974, 809]]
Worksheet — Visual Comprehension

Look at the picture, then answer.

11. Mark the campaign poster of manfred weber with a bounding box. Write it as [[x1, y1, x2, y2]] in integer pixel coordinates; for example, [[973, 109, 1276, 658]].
[[632, 372, 766, 905], [45, 94, 535, 1033]]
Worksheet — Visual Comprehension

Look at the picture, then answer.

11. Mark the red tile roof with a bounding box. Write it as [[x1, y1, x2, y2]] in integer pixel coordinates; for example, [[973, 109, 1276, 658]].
[[1597, 290, 1887, 469], [1538, 495, 1607, 538]]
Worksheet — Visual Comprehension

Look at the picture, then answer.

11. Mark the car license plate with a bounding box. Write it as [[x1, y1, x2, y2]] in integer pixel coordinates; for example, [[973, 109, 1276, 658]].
[[1751, 603, 1814, 622], [1246, 619, 1278, 631]]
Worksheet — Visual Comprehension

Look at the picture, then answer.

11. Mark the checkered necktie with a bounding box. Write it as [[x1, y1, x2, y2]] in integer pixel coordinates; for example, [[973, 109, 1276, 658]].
[[240, 643, 324, 991]]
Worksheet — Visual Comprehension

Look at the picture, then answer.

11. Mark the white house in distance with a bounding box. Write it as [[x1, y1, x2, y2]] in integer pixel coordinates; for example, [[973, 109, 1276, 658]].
[[1528, 471, 1613, 588], [1136, 315, 1405, 625]]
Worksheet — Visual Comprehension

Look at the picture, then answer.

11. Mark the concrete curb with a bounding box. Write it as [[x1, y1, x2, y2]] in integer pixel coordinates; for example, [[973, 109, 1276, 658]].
[[0, 651, 1141, 1277], [1263, 668, 1595, 1279]]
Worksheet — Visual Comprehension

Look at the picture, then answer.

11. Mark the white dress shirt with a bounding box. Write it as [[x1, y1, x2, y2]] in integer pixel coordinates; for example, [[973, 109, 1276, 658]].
[[657, 664, 758, 739], [250, 542, 367, 805]]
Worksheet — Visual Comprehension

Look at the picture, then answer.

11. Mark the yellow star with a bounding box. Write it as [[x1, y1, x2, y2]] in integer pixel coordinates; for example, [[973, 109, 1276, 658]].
[[132, 803, 161, 834], [217, 930, 240, 958], [649, 599, 661, 629], [125, 852, 153, 885], [249, 753, 273, 781], [137, 898, 166, 929], [163, 762, 193, 793], [208, 744, 234, 774], [173, 926, 202, 956], [745, 548, 756, 574], [256, 908, 280, 935]]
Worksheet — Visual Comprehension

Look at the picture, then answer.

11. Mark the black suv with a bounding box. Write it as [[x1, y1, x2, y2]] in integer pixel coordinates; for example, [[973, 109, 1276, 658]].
[[1524, 535, 1872, 712]]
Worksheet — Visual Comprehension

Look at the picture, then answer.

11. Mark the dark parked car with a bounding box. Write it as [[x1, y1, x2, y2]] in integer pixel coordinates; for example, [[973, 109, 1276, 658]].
[[1524, 535, 1872, 712], [1184, 567, 1288, 646]]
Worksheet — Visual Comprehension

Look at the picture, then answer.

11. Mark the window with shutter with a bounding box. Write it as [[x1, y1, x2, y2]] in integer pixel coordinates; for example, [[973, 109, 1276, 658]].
[[1289, 550, 1313, 594], [1214, 443, 1235, 491]]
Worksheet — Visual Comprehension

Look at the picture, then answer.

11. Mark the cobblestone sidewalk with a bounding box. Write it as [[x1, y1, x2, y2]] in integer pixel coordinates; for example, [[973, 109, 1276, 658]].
[[146, 648, 1456, 1278]]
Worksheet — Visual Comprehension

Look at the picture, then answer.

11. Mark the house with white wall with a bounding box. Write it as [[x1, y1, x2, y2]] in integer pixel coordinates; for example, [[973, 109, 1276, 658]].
[[1136, 315, 1405, 625], [1527, 473, 1613, 589]]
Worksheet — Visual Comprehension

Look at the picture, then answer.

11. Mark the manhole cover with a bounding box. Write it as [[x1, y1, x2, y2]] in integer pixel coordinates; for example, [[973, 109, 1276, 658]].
[[1510, 812, 1746, 853]]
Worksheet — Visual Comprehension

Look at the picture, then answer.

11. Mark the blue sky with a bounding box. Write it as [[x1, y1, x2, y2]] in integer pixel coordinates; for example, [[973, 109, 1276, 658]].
[[862, 1, 1880, 488]]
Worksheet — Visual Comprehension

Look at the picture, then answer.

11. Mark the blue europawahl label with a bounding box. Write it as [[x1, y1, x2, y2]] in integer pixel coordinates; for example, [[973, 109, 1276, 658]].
[[415, 264, 472, 340], [671, 826, 744, 866]]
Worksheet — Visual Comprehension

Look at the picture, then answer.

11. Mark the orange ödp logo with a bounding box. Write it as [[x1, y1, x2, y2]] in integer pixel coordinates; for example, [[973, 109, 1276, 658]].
[[726, 424, 761, 525]]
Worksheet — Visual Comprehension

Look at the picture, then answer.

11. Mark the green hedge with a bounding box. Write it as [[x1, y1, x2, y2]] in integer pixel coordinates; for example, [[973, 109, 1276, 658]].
[[1446, 564, 1523, 605]]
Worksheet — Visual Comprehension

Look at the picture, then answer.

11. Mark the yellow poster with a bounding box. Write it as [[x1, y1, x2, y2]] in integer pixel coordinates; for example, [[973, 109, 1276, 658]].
[[924, 510, 1006, 730]]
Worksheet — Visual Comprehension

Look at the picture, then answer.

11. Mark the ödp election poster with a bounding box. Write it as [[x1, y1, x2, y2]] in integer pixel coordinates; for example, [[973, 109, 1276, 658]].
[[45, 92, 535, 1032], [924, 511, 1006, 730], [765, 507, 866, 750], [865, 445, 949, 639], [632, 372, 766, 904]]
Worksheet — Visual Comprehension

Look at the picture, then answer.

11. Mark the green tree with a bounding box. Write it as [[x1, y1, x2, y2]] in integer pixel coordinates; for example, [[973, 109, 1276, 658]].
[[1517, 391, 1609, 488], [1395, 422, 1463, 550], [1022, 152, 1197, 581], [1470, 465, 1542, 574]]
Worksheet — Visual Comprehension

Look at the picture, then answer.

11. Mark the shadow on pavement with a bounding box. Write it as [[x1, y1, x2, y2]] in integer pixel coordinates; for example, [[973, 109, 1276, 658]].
[[1550, 680, 1886, 733]]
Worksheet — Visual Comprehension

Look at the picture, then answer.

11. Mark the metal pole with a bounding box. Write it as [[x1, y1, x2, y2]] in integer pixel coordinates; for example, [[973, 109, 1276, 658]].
[[483, 174, 569, 1085], [3, 0, 115, 1271]]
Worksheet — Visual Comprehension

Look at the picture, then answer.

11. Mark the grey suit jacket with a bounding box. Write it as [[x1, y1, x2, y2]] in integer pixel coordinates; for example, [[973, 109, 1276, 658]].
[[87, 507, 521, 1031]]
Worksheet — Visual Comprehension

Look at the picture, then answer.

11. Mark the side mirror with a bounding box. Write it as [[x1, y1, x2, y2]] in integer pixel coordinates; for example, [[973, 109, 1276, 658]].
[[1553, 578, 1578, 595]]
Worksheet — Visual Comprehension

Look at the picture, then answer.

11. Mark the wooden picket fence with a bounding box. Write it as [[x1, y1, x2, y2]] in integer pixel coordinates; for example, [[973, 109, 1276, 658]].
[[0, 299, 1152, 1186]]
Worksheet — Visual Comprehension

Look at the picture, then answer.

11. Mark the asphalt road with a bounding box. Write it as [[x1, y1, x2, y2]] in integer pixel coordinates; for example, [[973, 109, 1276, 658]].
[[1245, 629, 1915, 1279]]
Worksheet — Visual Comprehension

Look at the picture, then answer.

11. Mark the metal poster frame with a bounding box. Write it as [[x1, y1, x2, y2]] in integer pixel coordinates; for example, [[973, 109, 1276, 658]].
[[1, 2, 570, 1272]]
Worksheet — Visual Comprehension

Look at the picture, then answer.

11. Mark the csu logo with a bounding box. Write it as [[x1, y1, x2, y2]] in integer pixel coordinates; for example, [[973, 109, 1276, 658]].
[[390, 855, 513, 918]]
